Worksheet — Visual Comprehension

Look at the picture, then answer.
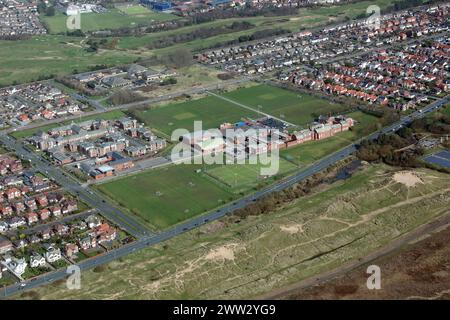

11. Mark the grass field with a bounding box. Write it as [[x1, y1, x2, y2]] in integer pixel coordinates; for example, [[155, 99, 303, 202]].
[[0, 36, 138, 87], [222, 84, 350, 126], [117, 5, 153, 15], [26, 163, 450, 300], [96, 165, 236, 229], [10, 110, 126, 139], [41, 9, 178, 34], [205, 156, 298, 192], [0, 0, 421, 87], [134, 84, 351, 137], [133, 95, 259, 137]]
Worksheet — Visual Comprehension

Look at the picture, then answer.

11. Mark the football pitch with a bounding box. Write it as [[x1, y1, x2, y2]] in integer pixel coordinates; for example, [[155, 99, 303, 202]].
[[222, 84, 350, 126], [206, 157, 298, 192], [42, 9, 178, 34], [96, 165, 236, 230], [133, 95, 260, 137], [134, 84, 353, 136]]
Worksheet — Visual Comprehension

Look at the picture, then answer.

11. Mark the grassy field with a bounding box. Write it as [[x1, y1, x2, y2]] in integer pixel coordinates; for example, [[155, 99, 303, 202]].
[[133, 95, 259, 137], [281, 111, 379, 167], [205, 156, 298, 193], [0, 0, 421, 87], [0, 36, 138, 87], [10, 110, 126, 139], [96, 165, 236, 230], [41, 9, 178, 34], [25, 163, 450, 300], [134, 84, 352, 136], [222, 84, 350, 126]]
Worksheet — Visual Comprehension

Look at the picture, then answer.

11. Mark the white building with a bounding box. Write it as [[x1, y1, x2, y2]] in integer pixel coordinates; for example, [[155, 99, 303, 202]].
[[66, 4, 95, 16], [30, 253, 46, 268], [44, 244, 62, 263], [2, 255, 27, 277]]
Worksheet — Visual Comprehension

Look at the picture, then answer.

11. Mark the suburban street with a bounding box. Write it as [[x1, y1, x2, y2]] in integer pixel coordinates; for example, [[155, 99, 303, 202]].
[[0, 134, 152, 238], [1, 93, 448, 298], [2, 76, 255, 135]]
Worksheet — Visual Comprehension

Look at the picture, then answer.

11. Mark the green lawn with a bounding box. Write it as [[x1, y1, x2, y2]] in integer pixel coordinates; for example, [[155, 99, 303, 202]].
[[11, 110, 126, 139], [96, 165, 236, 229], [223, 84, 350, 126], [281, 111, 379, 167], [206, 156, 298, 192], [133, 95, 259, 137], [41, 9, 178, 34]]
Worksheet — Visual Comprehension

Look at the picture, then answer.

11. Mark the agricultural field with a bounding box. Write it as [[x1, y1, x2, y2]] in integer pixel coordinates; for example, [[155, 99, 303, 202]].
[[96, 165, 236, 230], [132, 95, 259, 137], [222, 84, 350, 126], [26, 163, 450, 300], [10, 110, 127, 139], [41, 9, 178, 34], [281, 111, 379, 167]]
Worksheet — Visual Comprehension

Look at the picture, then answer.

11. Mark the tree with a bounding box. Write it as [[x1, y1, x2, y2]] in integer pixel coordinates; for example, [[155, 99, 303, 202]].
[[163, 48, 193, 68], [45, 6, 55, 16]]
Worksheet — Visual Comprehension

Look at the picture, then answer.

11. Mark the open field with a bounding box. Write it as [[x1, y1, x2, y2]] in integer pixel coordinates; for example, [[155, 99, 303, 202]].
[[133, 84, 352, 136], [96, 165, 236, 230], [10, 110, 126, 139], [136, 64, 226, 99], [280, 111, 379, 167], [0, 0, 415, 87], [23, 163, 450, 299], [205, 156, 298, 193], [222, 84, 350, 126], [0, 36, 138, 87], [41, 9, 178, 34], [133, 95, 259, 136], [117, 5, 155, 15]]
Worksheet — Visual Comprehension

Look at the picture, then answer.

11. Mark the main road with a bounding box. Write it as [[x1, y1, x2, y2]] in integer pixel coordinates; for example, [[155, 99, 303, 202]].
[[0, 134, 151, 238], [0, 94, 448, 298]]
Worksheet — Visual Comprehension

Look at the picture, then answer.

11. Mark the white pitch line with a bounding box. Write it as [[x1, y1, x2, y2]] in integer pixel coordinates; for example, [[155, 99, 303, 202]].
[[206, 91, 298, 127]]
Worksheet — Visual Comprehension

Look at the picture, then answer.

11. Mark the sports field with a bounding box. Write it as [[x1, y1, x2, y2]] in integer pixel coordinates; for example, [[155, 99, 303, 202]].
[[133, 95, 259, 137], [116, 5, 153, 15], [223, 84, 350, 126], [41, 9, 178, 34], [206, 157, 298, 192], [134, 84, 352, 137], [96, 165, 236, 230], [30, 163, 450, 300]]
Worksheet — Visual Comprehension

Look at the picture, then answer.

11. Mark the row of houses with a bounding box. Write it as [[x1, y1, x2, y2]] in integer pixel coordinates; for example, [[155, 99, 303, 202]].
[[0, 0, 46, 38], [0, 214, 119, 278], [196, 5, 449, 76], [290, 37, 450, 110]]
